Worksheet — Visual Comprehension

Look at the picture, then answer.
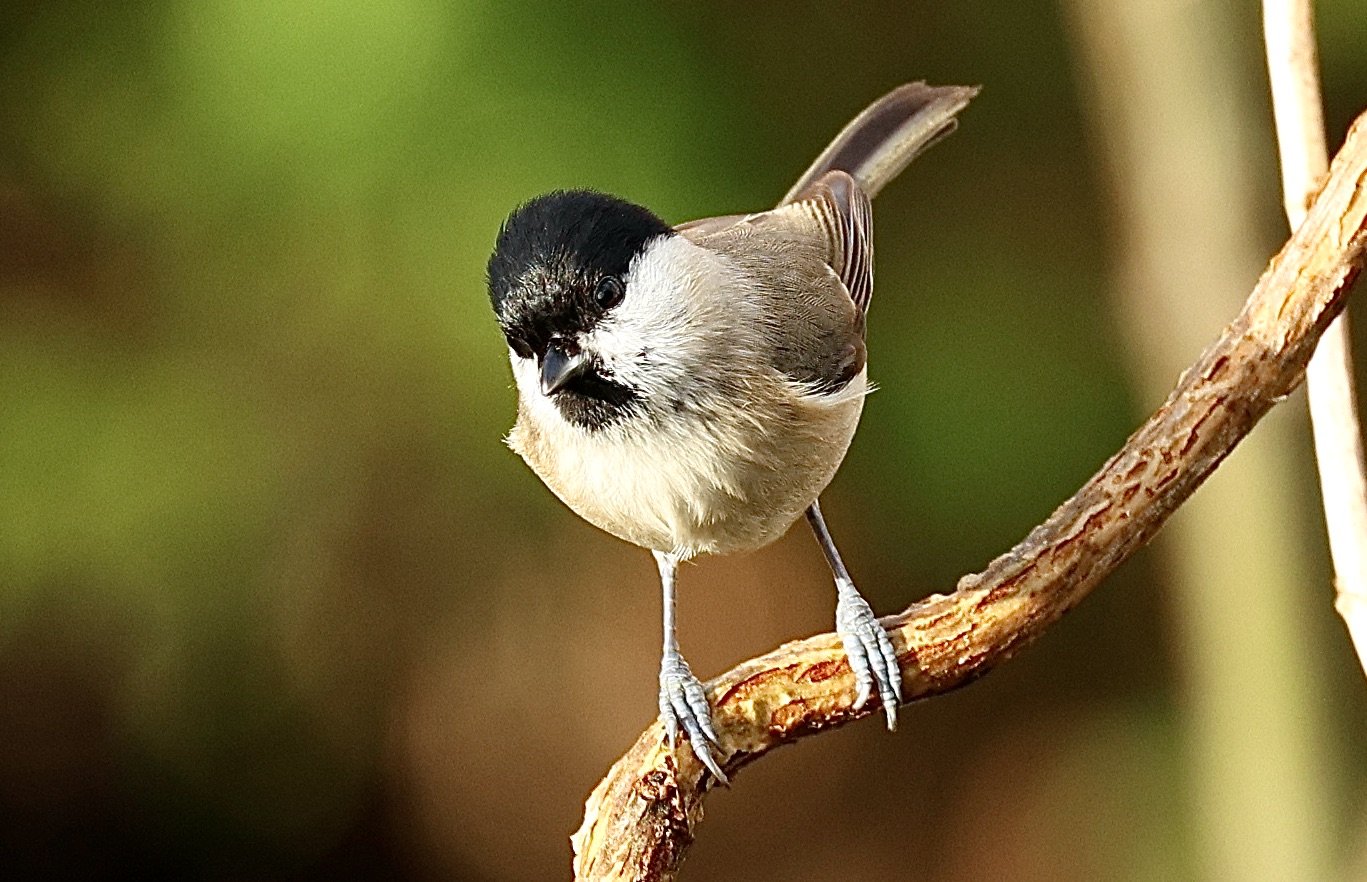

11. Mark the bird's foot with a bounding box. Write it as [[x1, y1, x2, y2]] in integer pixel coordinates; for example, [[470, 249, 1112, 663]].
[[835, 579, 903, 729], [659, 651, 728, 784]]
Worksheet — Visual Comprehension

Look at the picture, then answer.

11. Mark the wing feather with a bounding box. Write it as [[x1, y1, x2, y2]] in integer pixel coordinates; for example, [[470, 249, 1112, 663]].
[[675, 171, 872, 392], [667, 82, 978, 393], [787, 170, 874, 316]]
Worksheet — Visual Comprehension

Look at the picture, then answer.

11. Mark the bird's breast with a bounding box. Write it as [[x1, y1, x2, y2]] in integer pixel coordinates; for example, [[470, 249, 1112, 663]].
[[508, 368, 868, 558]]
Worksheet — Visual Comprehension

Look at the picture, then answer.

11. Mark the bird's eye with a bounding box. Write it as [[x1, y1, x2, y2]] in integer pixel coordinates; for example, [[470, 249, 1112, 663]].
[[595, 276, 625, 310]]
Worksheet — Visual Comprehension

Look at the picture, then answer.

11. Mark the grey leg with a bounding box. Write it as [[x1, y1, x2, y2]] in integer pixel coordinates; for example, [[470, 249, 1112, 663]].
[[806, 500, 903, 729], [654, 550, 729, 783]]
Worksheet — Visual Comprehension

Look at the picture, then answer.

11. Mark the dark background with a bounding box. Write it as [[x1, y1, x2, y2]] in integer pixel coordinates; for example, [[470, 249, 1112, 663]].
[[2, 1, 1366, 879]]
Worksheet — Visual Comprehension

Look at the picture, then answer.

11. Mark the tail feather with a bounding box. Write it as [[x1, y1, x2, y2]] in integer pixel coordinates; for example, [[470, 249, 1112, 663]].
[[780, 82, 980, 205]]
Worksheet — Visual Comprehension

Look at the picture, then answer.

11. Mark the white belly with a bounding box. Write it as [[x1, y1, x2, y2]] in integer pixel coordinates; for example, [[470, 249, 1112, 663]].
[[509, 365, 867, 558]]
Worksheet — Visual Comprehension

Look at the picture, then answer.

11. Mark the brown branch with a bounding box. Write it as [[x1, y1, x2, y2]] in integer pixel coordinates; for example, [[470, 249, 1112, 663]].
[[571, 109, 1367, 882]]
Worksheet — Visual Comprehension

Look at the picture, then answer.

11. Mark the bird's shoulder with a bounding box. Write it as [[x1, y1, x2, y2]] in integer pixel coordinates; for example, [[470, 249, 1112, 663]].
[[676, 169, 873, 317], [674, 171, 872, 393]]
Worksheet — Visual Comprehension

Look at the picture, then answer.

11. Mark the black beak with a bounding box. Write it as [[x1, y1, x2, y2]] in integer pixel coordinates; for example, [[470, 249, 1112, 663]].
[[539, 346, 589, 396]]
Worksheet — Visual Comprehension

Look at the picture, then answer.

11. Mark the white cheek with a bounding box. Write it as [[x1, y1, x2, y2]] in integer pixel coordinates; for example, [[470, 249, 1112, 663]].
[[579, 235, 744, 391], [510, 350, 541, 397]]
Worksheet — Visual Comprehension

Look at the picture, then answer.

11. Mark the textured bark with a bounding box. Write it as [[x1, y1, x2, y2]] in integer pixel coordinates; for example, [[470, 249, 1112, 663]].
[[571, 109, 1367, 882]]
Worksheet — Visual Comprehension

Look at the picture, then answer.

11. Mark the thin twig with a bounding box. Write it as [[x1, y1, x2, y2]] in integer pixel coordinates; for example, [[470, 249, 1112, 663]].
[[571, 109, 1367, 882], [1263, 0, 1367, 679]]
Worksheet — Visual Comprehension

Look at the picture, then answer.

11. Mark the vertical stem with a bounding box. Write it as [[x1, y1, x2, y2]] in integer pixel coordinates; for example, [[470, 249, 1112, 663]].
[[1065, 2, 1336, 879], [1263, 0, 1367, 681]]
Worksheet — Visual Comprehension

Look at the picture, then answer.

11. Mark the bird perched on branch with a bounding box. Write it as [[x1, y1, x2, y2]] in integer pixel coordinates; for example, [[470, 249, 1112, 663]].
[[487, 82, 978, 782]]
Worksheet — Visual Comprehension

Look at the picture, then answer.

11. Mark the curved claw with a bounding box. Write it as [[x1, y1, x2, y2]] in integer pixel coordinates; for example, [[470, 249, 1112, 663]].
[[835, 581, 903, 730], [659, 654, 729, 785]]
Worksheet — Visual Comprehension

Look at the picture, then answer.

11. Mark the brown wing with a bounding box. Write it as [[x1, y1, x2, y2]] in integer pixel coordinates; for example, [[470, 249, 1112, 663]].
[[676, 170, 872, 392], [785, 170, 874, 315]]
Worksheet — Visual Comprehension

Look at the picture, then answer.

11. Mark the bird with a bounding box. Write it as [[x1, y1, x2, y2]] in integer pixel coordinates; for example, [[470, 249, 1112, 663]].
[[486, 82, 978, 782]]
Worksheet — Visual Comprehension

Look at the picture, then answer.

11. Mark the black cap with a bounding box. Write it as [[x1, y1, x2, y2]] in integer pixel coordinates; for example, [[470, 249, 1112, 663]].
[[487, 190, 671, 358]]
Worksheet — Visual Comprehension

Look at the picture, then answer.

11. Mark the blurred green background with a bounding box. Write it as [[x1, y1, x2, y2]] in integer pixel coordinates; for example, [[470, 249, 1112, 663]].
[[2, 1, 1367, 879]]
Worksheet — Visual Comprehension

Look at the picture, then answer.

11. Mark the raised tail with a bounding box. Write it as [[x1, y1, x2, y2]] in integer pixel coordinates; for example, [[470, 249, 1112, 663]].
[[780, 82, 979, 205]]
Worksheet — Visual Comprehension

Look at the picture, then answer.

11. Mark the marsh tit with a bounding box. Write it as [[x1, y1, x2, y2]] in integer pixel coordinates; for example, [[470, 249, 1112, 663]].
[[487, 83, 977, 782]]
